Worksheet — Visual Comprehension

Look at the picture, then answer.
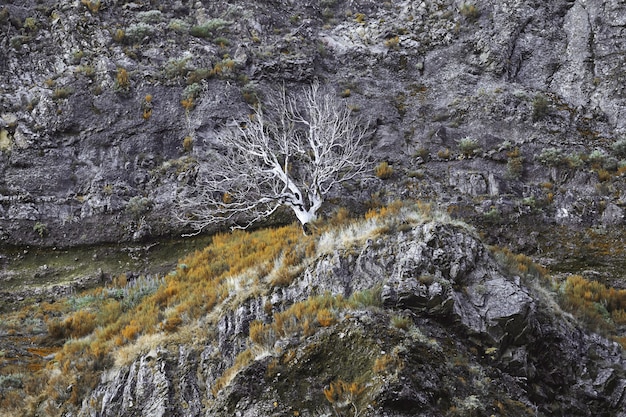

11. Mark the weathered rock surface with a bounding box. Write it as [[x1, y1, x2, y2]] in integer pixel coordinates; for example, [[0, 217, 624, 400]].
[[1, 0, 626, 253], [79, 221, 626, 417]]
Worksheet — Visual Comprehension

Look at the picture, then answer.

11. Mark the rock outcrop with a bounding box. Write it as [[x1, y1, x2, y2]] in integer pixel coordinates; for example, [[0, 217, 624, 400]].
[[79, 218, 626, 417]]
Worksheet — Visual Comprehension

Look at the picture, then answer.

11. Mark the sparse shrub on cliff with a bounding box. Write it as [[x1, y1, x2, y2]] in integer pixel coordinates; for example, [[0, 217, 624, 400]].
[[125, 196, 152, 218], [124, 23, 155, 44], [384, 35, 400, 49], [182, 82, 202, 102], [506, 147, 524, 179], [163, 57, 190, 79], [23, 17, 38, 32], [52, 87, 72, 100], [459, 3, 480, 21], [457, 136, 480, 157], [77, 65, 96, 79], [536, 147, 565, 167], [137, 10, 162, 24], [33, 222, 47, 237], [115, 67, 130, 91], [112, 28, 125, 43], [81, 0, 101, 14], [611, 138, 626, 158], [189, 18, 230, 38], [587, 149, 607, 168], [182, 136, 193, 152], [47, 310, 97, 340], [168, 19, 190, 33], [531, 94, 551, 121], [375, 161, 393, 179], [142, 94, 153, 120], [354, 13, 366, 23], [186, 68, 213, 85], [213, 36, 230, 47], [324, 379, 368, 417]]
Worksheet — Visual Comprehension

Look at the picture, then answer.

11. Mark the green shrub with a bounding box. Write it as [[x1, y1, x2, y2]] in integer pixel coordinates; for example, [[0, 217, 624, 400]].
[[163, 57, 190, 79], [126, 196, 153, 218], [182, 83, 203, 101], [531, 94, 550, 121], [213, 36, 230, 47], [186, 68, 212, 85], [137, 10, 162, 24], [168, 19, 190, 32], [10, 35, 31, 50], [457, 136, 480, 157], [611, 138, 626, 158], [189, 18, 230, 38], [506, 148, 524, 179], [536, 147, 564, 167], [587, 149, 607, 167], [33, 222, 47, 237], [124, 23, 155, 44]]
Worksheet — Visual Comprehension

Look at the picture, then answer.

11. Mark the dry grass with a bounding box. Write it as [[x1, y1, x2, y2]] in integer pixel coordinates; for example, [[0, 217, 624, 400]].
[[4, 202, 487, 413], [562, 274, 626, 330]]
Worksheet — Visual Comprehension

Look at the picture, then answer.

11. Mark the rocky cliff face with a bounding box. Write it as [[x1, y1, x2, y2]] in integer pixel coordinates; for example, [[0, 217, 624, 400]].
[[76, 214, 626, 417], [1, 0, 626, 250], [2, 1, 626, 416]]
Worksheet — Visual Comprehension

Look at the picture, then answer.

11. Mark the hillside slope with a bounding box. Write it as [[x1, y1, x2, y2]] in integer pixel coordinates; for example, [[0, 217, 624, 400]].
[[20, 206, 620, 417]]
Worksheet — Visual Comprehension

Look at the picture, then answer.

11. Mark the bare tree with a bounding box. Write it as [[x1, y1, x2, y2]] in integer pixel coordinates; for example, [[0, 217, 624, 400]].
[[176, 82, 370, 233]]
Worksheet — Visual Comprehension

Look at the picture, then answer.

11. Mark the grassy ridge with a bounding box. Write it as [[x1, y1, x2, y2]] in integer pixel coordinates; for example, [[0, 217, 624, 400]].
[[1, 202, 624, 416]]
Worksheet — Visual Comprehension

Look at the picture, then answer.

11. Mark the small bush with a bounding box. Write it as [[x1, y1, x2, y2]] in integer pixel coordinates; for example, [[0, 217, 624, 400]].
[[457, 137, 480, 157], [324, 379, 367, 416], [562, 274, 626, 331], [182, 83, 203, 101], [183, 136, 193, 152], [536, 147, 564, 167], [33, 222, 47, 237], [373, 352, 403, 373], [112, 28, 125, 43], [189, 19, 230, 38], [316, 309, 336, 327], [587, 149, 607, 168], [163, 57, 190, 79], [375, 161, 393, 179], [186, 68, 213, 85], [137, 10, 162, 24], [437, 148, 451, 159], [391, 315, 412, 330], [384, 35, 400, 49], [81, 0, 101, 13], [115, 67, 130, 91], [121, 320, 141, 341], [48, 310, 97, 340], [459, 4, 480, 21], [611, 138, 626, 158], [124, 23, 155, 44], [126, 196, 152, 218], [532, 94, 550, 121], [506, 148, 524, 179], [23, 17, 38, 31], [354, 13, 366, 23], [52, 87, 72, 100], [168, 19, 190, 32], [213, 36, 230, 47]]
